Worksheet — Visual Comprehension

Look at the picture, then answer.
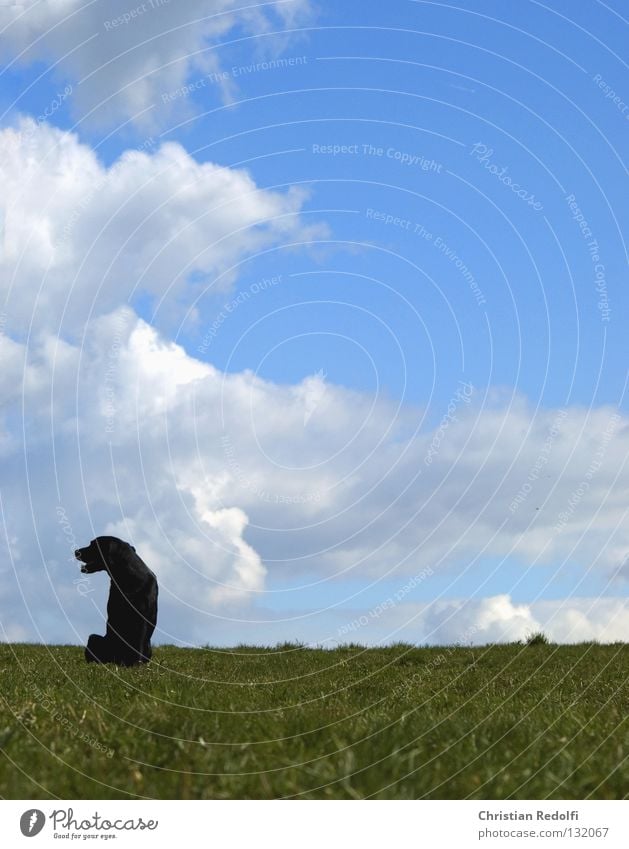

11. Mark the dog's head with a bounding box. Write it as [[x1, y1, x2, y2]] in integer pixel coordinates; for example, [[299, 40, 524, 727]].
[[75, 536, 136, 575]]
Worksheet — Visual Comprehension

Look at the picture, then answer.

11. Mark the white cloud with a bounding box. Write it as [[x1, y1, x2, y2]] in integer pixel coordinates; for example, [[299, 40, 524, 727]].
[[0, 0, 314, 126], [0, 119, 627, 647], [0, 119, 323, 334], [1, 309, 629, 646], [333, 594, 629, 646]]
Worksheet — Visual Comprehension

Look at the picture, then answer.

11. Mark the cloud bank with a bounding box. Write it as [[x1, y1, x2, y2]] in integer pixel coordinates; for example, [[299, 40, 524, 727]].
[[0, 117, 627, 648], [2, 304, 629, 646]]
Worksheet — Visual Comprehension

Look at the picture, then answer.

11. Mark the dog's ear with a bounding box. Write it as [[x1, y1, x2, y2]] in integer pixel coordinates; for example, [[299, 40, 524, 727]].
[[108, 540, 146, 591]]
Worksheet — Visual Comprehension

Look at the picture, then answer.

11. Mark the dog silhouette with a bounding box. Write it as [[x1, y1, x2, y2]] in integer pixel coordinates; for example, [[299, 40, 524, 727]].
[[75, 536, 158, 666]]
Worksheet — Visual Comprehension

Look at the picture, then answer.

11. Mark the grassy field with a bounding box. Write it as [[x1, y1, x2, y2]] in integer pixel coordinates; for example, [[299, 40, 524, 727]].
[[0, 642, 627, 799]]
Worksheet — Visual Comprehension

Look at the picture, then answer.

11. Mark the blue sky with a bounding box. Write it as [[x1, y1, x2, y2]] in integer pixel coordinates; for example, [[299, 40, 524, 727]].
[[1, 1, 628, 646]]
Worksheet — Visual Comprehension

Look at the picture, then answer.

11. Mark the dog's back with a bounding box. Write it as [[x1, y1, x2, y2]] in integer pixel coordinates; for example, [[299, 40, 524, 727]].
[[107, 550, 158, 664], [79, 536, 158, 666]]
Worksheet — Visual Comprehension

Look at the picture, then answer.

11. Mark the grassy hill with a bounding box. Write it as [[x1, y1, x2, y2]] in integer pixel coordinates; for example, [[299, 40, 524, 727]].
[[0, 642, 627, 799]]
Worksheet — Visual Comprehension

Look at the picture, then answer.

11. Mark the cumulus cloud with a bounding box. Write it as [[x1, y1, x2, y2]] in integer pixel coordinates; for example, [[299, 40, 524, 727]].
[[0, 0, 314, 126], [1, 307, 629, 645], [333, 594, 629, 646], [0, 119, 323, 334], [0, 114, 626, 649]]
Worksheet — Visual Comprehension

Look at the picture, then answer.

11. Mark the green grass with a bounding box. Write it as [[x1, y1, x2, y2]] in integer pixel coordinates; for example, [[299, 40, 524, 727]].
[[1, 642, 628, 799]]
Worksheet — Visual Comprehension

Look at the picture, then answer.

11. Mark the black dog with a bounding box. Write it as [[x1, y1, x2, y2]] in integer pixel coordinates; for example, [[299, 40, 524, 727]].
[[75, 536, 158, 667]]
